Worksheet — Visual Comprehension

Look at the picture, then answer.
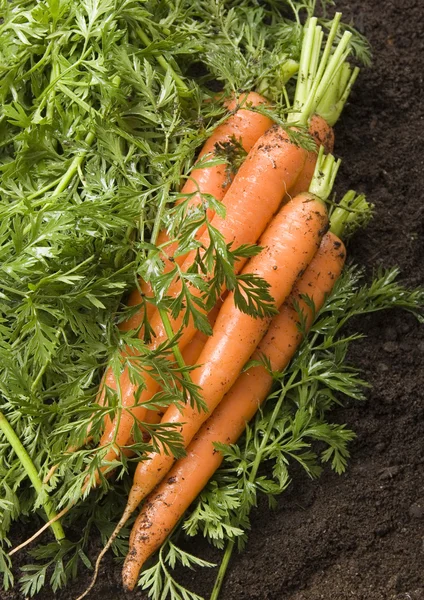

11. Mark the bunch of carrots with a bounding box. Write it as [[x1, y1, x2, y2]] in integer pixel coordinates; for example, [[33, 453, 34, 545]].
[[12, 12, 374, 597]]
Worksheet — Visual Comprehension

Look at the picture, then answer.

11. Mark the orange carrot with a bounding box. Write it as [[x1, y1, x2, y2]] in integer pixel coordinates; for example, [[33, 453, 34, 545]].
[[122, 231, 346, 588], [120, 92, 273, 332]]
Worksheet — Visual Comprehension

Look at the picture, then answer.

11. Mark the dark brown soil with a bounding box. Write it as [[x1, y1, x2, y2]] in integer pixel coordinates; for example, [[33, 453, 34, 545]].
[[6, 0, 424, 599]]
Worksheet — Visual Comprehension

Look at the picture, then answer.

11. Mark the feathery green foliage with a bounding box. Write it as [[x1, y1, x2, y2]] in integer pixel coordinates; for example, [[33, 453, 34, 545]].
[[0, 1, 404, 598]]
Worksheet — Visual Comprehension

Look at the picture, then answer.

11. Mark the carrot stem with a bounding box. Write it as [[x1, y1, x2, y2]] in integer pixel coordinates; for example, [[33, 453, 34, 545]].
[[308, 147, 341, 201], [305, 35, 351, 124], [310, 13, 343, 98], [150, 184, 171, 246], [24, 176, 65, 202], [0, 411, 66, 543], [46, 55, 59, 124], [256, 58, 299, 99], [38, 75, 121, 202], [209, 539, 235, 600], [291, 17, 321, 115], [330, 190, 373, 239], [280, 58, 300, 85]]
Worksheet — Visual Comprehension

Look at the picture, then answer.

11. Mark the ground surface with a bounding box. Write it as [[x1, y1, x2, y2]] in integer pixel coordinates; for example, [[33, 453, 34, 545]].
[[6, 0, 424, 599]]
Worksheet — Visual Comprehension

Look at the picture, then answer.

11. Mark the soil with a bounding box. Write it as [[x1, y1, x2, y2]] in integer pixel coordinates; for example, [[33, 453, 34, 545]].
[[5, 0, 424, 599]]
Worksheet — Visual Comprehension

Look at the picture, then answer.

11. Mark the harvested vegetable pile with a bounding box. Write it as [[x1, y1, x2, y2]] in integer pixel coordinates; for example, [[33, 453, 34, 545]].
[[1, 1, 423, 599]]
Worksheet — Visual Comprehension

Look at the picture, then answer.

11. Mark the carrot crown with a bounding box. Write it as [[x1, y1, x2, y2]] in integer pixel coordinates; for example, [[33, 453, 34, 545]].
[[330, 190, 374, 239], [288, 13, 353, 126], [308, 146, 341, 202]]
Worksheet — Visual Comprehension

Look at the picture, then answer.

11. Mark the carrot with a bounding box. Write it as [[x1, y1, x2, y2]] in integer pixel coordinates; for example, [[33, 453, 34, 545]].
[[310, 113, 335, 154], [122, 230, 346, 588], [120, 92, 273, 333], [79, 190, 329, 595], [88, 19, 353, 488], [74, 21, 355, 597]]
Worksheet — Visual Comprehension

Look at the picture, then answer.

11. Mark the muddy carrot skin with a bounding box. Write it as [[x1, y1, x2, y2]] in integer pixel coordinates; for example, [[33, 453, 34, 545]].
[[122, 231, 346, 589], [120, 92, 273, 332], [93, 124, 308, 472], [121, 191, 328, 522]]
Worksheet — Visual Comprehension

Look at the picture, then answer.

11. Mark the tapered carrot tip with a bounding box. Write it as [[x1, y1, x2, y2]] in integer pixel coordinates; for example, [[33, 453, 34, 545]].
[[122, 513, 153, 591]]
